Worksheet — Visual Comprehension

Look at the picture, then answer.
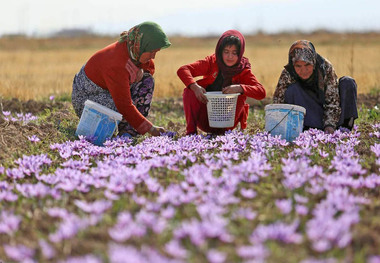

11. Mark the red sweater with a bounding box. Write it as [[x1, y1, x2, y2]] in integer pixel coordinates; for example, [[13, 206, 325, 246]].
[[84, 41, 154, 134], [177, 54, 266, 100]]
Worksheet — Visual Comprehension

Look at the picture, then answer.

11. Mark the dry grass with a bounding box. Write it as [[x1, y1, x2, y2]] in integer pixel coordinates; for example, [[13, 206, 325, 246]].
[[0, 32, 379, 101]]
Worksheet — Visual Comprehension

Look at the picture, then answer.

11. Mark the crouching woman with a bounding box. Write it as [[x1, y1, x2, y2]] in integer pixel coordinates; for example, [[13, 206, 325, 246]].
[[71, 21, 171, 137], [272, 40, 358, 133], [177, 30, 266, 135]]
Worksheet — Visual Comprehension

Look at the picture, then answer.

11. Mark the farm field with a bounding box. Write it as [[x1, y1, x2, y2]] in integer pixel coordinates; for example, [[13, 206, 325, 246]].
[[0, 95, 379, 262], [0, 32, 379, 262], [0, 32, 380, 100]]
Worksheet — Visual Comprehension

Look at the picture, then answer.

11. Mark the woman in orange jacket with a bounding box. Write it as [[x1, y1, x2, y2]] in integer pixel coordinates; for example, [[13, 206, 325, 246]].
[[72, 21, 171, 137], [177, 30, 266, 135]]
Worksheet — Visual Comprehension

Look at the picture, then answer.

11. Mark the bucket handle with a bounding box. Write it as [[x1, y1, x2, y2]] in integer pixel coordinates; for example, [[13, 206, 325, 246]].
[[112, 117, 119, 136], [268, 106, 295, 133]]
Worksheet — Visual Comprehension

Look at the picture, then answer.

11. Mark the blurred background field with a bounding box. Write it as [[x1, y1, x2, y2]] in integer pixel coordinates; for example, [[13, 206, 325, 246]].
[[0, 31, 380, 101]]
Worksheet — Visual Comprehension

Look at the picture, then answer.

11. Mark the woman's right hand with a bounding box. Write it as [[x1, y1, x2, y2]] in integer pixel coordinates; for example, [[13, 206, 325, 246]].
[[148, 125, 166, 136], [190, 83, 208, 104]]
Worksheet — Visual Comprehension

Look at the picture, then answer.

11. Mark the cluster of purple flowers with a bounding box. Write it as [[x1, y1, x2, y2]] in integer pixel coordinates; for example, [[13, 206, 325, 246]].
[[1, 111, 38, 124], [0, 122, 379, 262]]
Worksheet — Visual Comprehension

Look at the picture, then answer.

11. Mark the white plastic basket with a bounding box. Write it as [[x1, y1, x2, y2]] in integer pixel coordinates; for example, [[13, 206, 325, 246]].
[[205, 91, 239, 128]]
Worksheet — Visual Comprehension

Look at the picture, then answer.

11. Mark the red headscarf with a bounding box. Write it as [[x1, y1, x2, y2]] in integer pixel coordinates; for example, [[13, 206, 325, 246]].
[[215, 30, 251, 87]]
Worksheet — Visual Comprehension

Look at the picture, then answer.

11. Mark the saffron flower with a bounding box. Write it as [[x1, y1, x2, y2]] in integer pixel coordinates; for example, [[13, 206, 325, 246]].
[[4, 244, 35, 261], [28, 135, 41, 142]]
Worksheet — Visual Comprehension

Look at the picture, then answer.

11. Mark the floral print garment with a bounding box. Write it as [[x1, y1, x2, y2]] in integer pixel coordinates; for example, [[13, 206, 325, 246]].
[[273, 55, 341, 128]]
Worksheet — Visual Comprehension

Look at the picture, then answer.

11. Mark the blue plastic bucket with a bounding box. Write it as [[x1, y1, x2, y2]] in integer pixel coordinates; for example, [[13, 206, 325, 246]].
[[264, 104, 306, 142], [75, 100, 122, 146]]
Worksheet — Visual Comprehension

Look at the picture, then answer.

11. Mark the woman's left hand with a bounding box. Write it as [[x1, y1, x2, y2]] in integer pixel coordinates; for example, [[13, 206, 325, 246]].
[[324, 126, 335, 134], [222, 85, 243, 94]]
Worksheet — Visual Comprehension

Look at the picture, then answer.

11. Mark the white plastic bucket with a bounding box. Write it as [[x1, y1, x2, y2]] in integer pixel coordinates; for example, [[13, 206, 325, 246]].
[[264, 104, 306, 142], [75, 100, 122, 146], [205, 91, 239, 128]]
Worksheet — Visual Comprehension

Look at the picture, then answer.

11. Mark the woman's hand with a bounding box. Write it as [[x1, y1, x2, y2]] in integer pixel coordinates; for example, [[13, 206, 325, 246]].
[[148, 125, 166, 136], [190, 83, 208, 104], [324, 126, 335, 134], [222, 85, 243, 94]]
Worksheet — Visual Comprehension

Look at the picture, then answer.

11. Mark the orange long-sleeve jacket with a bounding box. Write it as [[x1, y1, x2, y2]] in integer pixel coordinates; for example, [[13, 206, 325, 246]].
[[84, 41, 154, 134]]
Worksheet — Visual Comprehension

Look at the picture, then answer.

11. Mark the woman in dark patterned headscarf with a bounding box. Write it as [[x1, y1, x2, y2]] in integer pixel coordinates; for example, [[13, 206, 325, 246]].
[[273, 40, 358, 133], [72, 21, 171, 137]]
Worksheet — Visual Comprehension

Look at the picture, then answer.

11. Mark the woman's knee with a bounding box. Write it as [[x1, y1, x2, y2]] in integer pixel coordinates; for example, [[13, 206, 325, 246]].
[[183, 87, 196, 100], [183, 87, 203, 114], [284, 82, 302, 103], [339, 76, 357, 93]]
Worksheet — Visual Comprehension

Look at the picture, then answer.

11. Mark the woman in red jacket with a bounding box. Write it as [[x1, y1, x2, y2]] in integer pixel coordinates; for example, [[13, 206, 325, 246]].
[[72, 21, 171, 137], [177, 30, 266, 135]]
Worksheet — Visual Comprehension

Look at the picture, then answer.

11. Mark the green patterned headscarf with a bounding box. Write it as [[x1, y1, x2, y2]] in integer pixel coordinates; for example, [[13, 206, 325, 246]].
[[119, 21, 171, 63]]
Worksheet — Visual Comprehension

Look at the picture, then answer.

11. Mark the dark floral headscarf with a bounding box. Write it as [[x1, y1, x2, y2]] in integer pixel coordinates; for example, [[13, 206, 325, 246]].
[[288, 40, 316, 66], [119, 21, 171, 63], [285, 40, 327, 94], [285, 40, 327, 77]]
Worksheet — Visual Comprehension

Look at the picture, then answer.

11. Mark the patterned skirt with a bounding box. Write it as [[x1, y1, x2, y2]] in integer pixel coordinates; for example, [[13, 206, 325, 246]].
[[71, 66, 155, 136]]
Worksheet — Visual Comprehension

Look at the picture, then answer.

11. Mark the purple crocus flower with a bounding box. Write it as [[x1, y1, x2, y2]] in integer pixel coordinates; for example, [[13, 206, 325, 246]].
[[104, 190, 120, 200], [368, 256, 380, 263], [108, 211, 149, 242], [49, 214, 90, 243], [47, 207, 70, 218], [250, 220, 302, 244], [294, 194, 309, 204], [2, 110, 11, 116], [240, 188, 257, 199], [371, 143, 380, 157], [275, 199, 292, 214], [306, 187, 367, 252], [160, 206, 176, 219], [108, 243, 144, 263], [108, 243, 182, 263], [295, 204, 309, 216], [4, 244, 35, 261], [28, 135, 40, 143], [16, 182, 52, 198], [0, 210, 21, 235], [58, 254, 102, 263], [232, 208, 257, 221], [282, 158, 324, 189], [39, 239, 56, 259], [14, 154, 52, 177], [61, 158, 91, 171], [0, 189, 18, 202], [206, 249, 226, 263], [164, 240, 188, 259], [74, 199, 112, 215], [6, 167, 26, 179], [318, 149, 329, 158], [236, 244, 269, 261], [300, 258, 337, 263]]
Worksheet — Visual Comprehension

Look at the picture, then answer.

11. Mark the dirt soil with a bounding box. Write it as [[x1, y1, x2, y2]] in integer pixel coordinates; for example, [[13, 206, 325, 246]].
[[0, 94, 378, 164], [0, 98, 75, 163]]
